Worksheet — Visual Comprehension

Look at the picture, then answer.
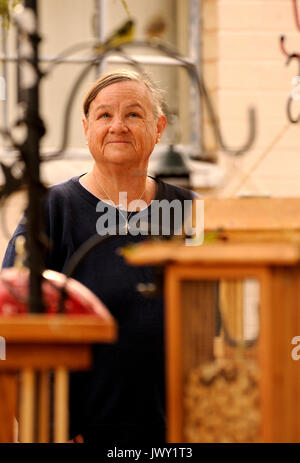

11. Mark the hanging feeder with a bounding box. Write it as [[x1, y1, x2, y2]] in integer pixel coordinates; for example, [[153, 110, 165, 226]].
[[154, 144, 191, 188]]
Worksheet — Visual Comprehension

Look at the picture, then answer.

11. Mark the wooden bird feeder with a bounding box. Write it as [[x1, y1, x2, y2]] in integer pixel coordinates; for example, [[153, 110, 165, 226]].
[[123, 197, 300, 443]]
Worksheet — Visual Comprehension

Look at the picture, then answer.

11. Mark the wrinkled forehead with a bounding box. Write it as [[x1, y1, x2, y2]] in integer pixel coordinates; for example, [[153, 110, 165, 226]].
[[92, 80, 154, 112]]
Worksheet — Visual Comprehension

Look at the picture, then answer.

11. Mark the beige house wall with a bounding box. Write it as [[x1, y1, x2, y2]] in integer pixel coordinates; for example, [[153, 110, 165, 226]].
[[202, 0, 300, 197]]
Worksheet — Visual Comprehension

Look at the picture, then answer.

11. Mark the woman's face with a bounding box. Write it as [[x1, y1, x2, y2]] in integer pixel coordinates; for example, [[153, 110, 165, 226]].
[[83, 80, 166, 169]]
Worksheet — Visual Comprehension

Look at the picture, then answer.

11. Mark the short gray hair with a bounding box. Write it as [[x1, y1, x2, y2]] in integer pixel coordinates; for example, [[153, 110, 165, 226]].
[[83, 69, 167, 120]]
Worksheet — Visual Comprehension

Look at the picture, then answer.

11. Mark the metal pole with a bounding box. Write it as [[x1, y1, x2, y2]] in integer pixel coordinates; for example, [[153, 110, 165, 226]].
[[0, 53, 195, 66], [189, 0, 202, 148], [94, 0, 106, 77], [16, 17, 23, 103], [22, 0, 45, 313], [1, 22, 8, 150]]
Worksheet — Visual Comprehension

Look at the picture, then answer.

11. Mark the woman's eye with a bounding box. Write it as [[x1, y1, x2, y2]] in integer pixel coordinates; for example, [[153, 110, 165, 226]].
[[128, 112, 139, 118], [99, 113, 110, 119]]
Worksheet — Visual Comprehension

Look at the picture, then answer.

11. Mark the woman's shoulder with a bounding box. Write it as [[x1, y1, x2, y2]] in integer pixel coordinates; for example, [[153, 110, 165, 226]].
[[154, 177, 200, 202], [48, 176, 81, 195], [47, 175, 88, 205], [47, 174, 99, 209]]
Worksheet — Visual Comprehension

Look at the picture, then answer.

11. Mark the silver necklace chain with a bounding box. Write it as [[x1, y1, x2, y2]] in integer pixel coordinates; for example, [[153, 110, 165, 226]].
[[93, 172, 147, 233]]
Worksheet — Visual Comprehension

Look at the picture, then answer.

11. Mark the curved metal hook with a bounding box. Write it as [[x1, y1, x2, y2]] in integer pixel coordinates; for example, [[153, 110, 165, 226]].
[[287, 95, 300, 123], [140, 40, 256, 156], [195, 70, 256, 156], [285, 54, 300, 123], [0, 160, 23, 200], [280, 35, 300, 59], [286, 52, 300, 73]]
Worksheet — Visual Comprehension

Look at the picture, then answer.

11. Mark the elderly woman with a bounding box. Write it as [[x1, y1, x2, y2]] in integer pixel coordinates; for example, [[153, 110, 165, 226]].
[[3, 70, 197, 444]]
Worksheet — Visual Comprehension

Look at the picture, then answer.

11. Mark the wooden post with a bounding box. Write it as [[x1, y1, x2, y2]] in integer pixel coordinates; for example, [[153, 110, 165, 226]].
[[54, 367, 68, 443], [38, 371, 50, 443], [19, 368, 35, 443], [0, 373, 17, 442]]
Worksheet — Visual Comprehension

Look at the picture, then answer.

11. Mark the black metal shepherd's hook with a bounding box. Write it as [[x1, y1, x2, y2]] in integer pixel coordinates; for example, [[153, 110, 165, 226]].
[[140, 40, 256, 156], [281, 1, 300, 53], [280, 1, 300, 123], [285, 54, 300, 123], [280, 35, 300, 59], [279, 1, 300, 57]]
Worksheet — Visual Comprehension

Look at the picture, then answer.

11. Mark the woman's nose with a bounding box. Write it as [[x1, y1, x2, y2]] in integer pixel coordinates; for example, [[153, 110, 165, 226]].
[[108, 117, 128, 133]]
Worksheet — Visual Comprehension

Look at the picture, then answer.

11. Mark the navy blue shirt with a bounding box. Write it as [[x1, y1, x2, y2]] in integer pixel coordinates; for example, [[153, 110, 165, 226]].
[[2, 175, 197, 444]]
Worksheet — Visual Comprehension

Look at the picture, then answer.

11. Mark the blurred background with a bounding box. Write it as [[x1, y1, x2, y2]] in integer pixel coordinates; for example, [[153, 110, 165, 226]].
[[1, 0, 300, 260]]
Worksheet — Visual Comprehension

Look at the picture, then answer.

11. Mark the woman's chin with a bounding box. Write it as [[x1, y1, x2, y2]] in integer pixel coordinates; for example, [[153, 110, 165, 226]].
[[102, 151, 139, 165]]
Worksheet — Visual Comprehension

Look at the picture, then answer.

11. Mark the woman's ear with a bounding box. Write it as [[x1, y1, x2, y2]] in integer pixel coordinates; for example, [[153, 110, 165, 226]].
[[82, 117, 88, 140], [156, 115, 167, 143]]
